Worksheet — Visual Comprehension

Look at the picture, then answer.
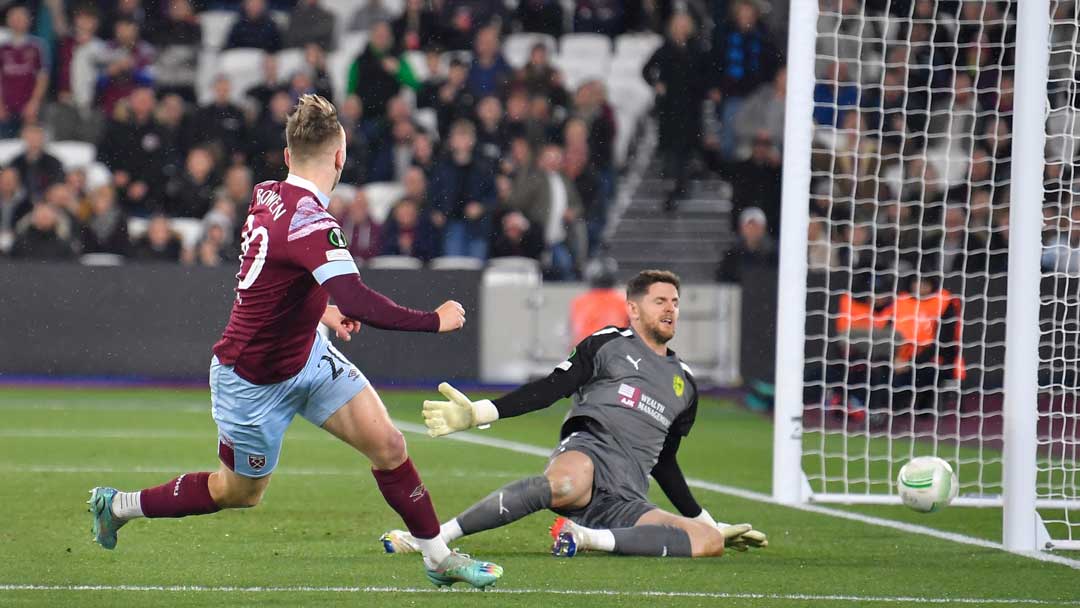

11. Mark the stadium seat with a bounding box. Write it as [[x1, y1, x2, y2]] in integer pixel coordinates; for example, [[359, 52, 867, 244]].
[[46, 141, 96, 171], [430, 256, 485, 271], [80, 253, 124, 266], [362, 181, 405, 223], [171, 218, 204, 249], [0, 139, 24, 164], [503, 33, 557, 69], [275, 48, 306, 80], [614, 32, 663, 65], [0, 27, 10, 45], [327, 48, 355, 103], [85, 162, 113, 190], [484, 256, 542, 287], [338, 31, 368, 61], [332, 183, 358, 204], [560, 33, 611, 66], [556, 55, 607, 92], [216, 49, 268, 104], [365, 255, 424, 270], [199, 10, 237, 50]]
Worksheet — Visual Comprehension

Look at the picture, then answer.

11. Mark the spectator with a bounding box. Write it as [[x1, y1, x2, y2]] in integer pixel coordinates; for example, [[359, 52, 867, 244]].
[[401, 166, 430, 207], [380, 197, 440, 261], [573, 0, 625, 37], [95, 18, 156, 118], [466, 25, 513, 98], [245, 54, 284, 116], [98, 86, 169, 215], [562, 122, 604, 251], [340, 190, 382, 261], [367, 96, 417, 182], [348, 22, 419, 121], [248, 90, 291, 181], [11, 124, 65, 203], [164, 147, 218, 218], [193, 76, 248, 163], [226, 0, 283, 52], [410, 130, 437, 177], [732, 66, 786, 160], [285, 0, 335, 51], [1042, 205, 1080, 275], [338, 95, 370, 185], [187, 211, 234, 267], [813, 61, 858, 129], [716, 207, 778, 283], [155, 92, 192, 179], [490, 210, 544, 260], [130, 213, 183, 262], [508, 143, 584, 280], [150, 0, 201, 102], [515, 0, 564, 38], [721, 133, 782, 236], [298, 44, 335, 101], [710, 0, 779, 159], [219, 165, 254, 227], [393, 0, 440, 52], [429, 119, 496, 259], [80, 185, 129, 255], [418, 56, 473, 141], [0, 167, 30, 254], [10, 202, 76, 260], [0, 5, 49, 137], [349, 0, 395, 33], [440, 0, 507, 50], [516, 43, 568, 107], [643, 12, 710, 211], [56, 6, 105, 110], [569, 257, 628, 345], [474, 95, 509, 166]]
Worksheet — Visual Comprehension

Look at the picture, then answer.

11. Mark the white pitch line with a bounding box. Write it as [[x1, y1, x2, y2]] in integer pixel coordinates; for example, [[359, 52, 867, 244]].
[[0, 584, 1076, 605], [391, 421, 1080, 571]]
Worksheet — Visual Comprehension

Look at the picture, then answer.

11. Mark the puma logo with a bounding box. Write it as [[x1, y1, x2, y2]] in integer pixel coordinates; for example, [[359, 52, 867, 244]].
[[626, 355, 642, 371], [498, 492, 509, 515]]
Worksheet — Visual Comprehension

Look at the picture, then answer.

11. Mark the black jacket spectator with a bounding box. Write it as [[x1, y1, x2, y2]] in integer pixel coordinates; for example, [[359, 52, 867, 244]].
[[285, 0, 336, 50], [97, 88, 170, 213], [11, 204, 75, 260], [393, 0, 440, 52], [515, 0, 564, 37], [491, 210, 544, 259], [380, 199, 440, 261], [11, 150, 64, 204], [225, 0, 283, 52], [130, 215, 183, 262], [164, 149, 219, 218], [193, 79, 249, 160], [716, 208, 778, 283], [149, 0, 202, 101], [80, 186, 129, 255], [429, 154, 497, 221]]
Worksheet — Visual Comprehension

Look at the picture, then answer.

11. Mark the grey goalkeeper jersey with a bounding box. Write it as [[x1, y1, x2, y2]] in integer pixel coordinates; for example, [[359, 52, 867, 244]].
[[557, 327, 699, 482]]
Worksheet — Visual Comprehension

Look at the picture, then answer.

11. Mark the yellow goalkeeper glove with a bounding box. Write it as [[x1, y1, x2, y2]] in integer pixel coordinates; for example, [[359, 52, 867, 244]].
[[422, 382, 499, 437], [697, 509, 768, 551]]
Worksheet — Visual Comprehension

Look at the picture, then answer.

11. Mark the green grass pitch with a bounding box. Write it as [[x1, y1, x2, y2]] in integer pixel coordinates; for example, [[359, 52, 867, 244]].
[[0, 387, 1077, 607]]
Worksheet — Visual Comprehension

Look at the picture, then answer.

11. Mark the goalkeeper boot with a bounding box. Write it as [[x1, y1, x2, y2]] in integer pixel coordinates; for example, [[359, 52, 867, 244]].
[[380, 529, 420, 554], [87, 487, 127, 550], [425, 551, 503, 589], [549, 517, 583, 558]]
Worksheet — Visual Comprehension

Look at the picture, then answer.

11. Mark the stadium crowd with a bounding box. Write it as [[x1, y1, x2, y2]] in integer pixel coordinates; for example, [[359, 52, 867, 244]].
[[0, 0, 711, 278]]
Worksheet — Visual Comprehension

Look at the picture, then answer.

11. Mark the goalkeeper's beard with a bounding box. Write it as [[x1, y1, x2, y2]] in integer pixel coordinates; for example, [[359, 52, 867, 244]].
[[641, 317, 675, 346]]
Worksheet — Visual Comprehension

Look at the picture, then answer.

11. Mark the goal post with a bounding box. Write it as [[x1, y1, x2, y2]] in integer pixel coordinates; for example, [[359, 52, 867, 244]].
[[774, 0, 1080, 551]]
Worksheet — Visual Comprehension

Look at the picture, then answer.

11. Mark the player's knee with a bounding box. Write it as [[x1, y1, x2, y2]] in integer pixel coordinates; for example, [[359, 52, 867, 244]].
[[371, 429, 408, 470], [546, 469, 590, 508]]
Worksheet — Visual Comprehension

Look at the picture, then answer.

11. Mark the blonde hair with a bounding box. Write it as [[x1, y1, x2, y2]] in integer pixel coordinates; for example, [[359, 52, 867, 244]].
[[285, 94, 342, 160]]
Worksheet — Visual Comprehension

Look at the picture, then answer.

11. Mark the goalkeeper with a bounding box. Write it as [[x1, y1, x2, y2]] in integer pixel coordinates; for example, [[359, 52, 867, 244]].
[[382, 270, 767, 558]]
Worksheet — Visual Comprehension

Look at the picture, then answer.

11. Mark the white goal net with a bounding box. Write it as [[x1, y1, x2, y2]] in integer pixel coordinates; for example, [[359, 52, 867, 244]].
[[779, 0, 1079, 550]]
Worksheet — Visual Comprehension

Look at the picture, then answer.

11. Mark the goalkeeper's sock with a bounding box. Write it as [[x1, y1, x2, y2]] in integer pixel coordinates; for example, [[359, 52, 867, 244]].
[[611, 526, 692, 557], [456, 475, 552, 535], [139, 472, 221, 518], [111, 491, 144, 520]]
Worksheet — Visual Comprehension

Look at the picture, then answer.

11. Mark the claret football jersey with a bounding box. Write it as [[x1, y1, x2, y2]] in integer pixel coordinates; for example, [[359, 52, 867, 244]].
[[213, 174, 358, 384]]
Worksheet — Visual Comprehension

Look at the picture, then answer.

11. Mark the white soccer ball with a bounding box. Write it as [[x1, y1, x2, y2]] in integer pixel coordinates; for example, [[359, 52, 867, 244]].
[[897, 456, 959, 513]]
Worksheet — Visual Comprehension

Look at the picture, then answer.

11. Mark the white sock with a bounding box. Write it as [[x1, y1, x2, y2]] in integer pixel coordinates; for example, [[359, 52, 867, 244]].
[[416, 535, 453, 570], [439, 518, 463, 544], [111, 491, 143, 520], [577, 525, 615, 552]]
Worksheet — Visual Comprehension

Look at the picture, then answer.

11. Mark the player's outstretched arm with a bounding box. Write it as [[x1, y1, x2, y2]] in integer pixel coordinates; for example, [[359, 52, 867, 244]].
[[322, 273, 451, 333]]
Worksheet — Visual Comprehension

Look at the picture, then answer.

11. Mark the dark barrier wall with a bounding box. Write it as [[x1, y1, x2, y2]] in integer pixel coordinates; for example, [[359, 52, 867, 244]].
[[0, 263, 481, 383], [739, 269, 1011, 391]]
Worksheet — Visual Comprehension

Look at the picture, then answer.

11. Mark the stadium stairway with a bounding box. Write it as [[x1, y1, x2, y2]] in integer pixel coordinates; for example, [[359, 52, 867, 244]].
[[605, 165, 736, 282]]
